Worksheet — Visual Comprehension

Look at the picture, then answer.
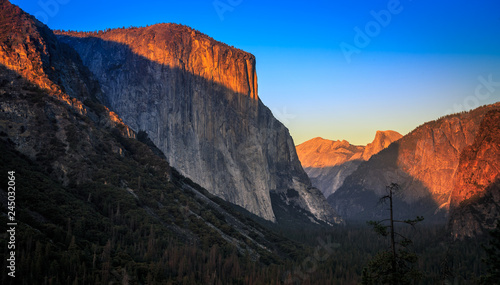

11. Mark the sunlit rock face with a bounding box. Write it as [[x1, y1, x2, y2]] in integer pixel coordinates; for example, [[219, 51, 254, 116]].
[[56, 25, 340, 223], [448, 110, 500, 238], [0, 1, 132, 129], [296, 131, 402, 198], [0, 1, 101, 109], [328, 103, 500, 222], [0, 1, 136, 185]]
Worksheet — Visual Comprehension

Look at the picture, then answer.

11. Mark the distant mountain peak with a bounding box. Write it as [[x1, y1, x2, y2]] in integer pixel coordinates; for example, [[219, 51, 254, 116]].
[[362, 130, 403, 160], [297, 130, 402, 169], [296, 130, 401, 198], [375, 129, 403, 139]]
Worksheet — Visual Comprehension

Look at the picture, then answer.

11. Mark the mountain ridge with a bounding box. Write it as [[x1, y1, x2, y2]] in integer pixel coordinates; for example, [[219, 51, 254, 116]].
[[0, 0, 103, 106], [328, 103, 500, 222]]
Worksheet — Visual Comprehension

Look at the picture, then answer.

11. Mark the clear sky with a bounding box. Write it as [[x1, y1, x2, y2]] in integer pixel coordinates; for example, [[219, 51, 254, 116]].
[[12, 0, 500, 145]]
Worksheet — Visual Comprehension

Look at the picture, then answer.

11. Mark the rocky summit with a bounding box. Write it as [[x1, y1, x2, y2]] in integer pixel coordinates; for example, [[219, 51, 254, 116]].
[[296, 130, 402, 198], [54, 25, 340, 224]]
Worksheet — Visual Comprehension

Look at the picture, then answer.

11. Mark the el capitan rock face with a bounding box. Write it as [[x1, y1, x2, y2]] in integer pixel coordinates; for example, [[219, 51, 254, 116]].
[[448, 110, 500, 238], [55, 25, 340, 223], [296, 131, 402, 198], [328, 104, 500, 221]]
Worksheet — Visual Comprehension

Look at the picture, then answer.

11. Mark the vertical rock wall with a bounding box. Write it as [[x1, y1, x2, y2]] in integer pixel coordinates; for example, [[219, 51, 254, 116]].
[[57, 25, 339, 223]]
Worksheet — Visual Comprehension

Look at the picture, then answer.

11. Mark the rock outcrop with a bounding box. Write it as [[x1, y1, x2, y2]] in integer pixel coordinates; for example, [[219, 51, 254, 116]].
[[296, 131, 402, 198], [0, 0, 102, 106], [0, 1, 135, 156], [54, 25, 340, 223], [448, 110, 500, 238], [328, 104, 500, 221]]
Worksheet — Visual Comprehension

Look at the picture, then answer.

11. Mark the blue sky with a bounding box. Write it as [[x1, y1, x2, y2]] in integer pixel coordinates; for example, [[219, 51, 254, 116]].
[[12, 0, 500, 145]]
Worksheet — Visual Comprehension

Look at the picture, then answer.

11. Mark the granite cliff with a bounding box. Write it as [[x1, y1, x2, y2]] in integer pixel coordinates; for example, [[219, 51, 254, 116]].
[[448, 109, 500, 238], [329, 103, 500, 221], [296, 131, 402, 198], [54, 25, 339, 223]]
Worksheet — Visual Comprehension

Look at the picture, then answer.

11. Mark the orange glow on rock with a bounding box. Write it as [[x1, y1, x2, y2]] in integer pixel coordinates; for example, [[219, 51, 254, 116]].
[[56, 24, 259, 102]]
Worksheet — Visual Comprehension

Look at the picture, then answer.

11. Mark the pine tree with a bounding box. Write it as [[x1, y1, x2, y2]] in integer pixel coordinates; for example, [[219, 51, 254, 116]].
[[362, 183, 424, 285]]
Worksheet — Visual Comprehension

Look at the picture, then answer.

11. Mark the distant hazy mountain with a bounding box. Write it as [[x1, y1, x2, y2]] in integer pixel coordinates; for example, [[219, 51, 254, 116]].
[[296, 131, 402, 198], [328, 103, 500, 222]]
